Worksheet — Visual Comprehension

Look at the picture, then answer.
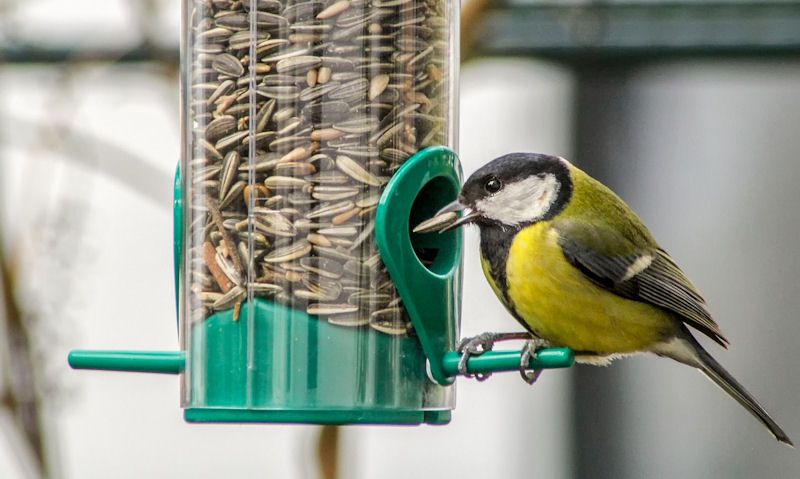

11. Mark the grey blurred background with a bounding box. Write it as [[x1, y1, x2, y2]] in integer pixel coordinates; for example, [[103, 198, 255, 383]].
[[2, 0, 800, 478]]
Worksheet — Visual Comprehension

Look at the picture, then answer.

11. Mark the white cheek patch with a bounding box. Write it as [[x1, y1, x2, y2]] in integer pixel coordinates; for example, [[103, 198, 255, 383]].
[[476, 174, 560, 226]]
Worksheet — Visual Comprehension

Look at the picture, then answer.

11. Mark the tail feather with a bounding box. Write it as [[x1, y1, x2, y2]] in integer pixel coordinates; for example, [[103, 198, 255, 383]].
[[654, 333, 793, 447]]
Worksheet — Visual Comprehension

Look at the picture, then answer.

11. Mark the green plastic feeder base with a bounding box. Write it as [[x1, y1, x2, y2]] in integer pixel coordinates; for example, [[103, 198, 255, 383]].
[[184, 299, 452, 422], [184, 408, 451, 425]]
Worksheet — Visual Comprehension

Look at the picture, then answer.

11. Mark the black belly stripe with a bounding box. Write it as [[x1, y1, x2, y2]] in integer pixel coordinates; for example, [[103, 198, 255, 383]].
[[479, 224, 535, 329]]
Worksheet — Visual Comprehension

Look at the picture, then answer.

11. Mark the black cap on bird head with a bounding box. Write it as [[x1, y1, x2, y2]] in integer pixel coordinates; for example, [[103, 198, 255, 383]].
[[439, 153, 573, 230]]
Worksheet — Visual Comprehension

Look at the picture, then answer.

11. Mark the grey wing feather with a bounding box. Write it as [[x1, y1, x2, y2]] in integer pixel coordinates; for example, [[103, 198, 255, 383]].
[[556, 224, 729, 348], [638, 251, 728, 347]]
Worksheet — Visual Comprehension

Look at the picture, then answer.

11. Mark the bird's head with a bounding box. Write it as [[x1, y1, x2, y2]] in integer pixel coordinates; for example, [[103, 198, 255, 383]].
[[439, 152, 574, 231]]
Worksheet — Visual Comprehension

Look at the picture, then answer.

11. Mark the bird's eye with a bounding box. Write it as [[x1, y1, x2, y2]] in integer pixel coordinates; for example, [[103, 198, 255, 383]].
[[484, 177, 502, 194]]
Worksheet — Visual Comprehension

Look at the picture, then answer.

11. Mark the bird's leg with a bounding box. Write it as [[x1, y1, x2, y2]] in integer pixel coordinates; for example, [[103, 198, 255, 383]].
[[457, 332, 535, 380], [519, 338, 549, 385]]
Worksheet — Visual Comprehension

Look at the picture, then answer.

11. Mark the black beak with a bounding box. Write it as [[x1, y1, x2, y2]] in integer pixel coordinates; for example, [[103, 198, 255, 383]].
[[437, 200, 480, 232]]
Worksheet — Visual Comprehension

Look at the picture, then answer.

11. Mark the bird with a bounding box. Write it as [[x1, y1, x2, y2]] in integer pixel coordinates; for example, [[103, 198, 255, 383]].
[[432, 151, 792, 446]]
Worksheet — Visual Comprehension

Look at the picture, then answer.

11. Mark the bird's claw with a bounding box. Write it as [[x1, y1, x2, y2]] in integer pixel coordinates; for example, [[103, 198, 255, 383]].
[[519, 339, 547, 385], [456, 332, 499, 381]]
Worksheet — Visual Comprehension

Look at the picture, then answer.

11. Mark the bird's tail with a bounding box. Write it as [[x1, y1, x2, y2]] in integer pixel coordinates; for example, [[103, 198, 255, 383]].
[[654, 332, 793, 447]]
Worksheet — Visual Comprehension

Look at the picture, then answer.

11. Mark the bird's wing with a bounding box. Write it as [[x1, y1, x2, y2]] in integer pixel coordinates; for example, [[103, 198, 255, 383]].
[[553, 218, 729, 347]]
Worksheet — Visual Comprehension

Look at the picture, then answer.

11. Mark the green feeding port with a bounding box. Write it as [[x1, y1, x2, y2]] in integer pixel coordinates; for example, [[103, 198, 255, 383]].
[[376, 147, 463, 386], [67, 147, 574, 425], [408, 175, 462, 277]]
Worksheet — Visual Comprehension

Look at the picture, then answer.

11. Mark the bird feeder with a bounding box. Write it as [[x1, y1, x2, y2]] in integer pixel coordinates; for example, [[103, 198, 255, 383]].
[[69, 0, 573, 425]]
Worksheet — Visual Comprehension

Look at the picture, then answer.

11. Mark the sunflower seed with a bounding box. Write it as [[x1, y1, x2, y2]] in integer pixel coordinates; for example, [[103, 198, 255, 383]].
[[317, 0, 350, 20], [412, 211, 457, 234], [317, 66, 332, 83], [301, 276, 342, 300], [306, 68, 318, 87], [215, 131, 248, 151], [327, 314, 369, 326], [318, 226, 358, 237], [305, 200, 355, 219], [308, 303, 359, 315], [283, 1, 326, 23], [355, 192, 381, 208], [253, 210, 297, 237], [251, 283, 284, 295], [276, 55, 322, 74], [218, 151, 241, 201], [212, 53, 245, 77], [264, 176, 309, 189], [300, 257, 344, 278], [369, 308, 408, 334], [277, 162, 317, 176], [213, 285, 246, 310], [255, 99, 277, 131], [307, 233, 333, 247], [348, 220, 375, 251], [368, 74, 390, 100], [200, 25, 234, 40], [335, 155, 382, 186], [348, 291, 392, 307], [220, 180, 246, 208], [298, 81, 341, 102], [250, 11, 289, 29], [311, 186, 359, 201], [205, 115, 237, 141], [263, 239, 311, 263], [310, 128, 345, 142], [328, 78, 369, 101]]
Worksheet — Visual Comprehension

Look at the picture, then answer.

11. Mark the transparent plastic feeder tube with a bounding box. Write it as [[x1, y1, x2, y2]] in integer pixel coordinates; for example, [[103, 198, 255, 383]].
[[180, 0, 458, 418]]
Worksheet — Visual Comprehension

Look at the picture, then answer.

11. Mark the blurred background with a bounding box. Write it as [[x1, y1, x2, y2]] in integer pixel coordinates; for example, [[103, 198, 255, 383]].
[[2, 0, 800, 477]]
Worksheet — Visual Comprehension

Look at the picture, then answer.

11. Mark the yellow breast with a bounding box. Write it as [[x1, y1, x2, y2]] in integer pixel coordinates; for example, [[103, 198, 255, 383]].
[[503, 223, 677, 354]]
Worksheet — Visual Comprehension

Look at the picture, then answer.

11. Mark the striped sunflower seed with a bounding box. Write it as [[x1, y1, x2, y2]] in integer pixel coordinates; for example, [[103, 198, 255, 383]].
[[263, 239, 311, 263], [212, 53, 245, 77], [307, 303, 359, 315], [335, 155, 382, 186], [412, 211, 457, 234]]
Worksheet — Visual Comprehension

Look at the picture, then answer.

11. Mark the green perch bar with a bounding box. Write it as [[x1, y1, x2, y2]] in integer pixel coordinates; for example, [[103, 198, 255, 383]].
[[442, 348, 574, 376], [69, 350, 185, 374], [68, 348, 574, 377]]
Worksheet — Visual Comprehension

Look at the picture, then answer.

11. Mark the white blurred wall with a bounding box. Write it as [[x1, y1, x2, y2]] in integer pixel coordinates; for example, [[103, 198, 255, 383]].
[[598, 62, 800, 478]]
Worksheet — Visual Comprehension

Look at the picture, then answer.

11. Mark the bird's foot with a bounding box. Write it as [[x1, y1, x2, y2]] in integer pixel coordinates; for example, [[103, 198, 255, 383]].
[[519, 338, 548, 385], [456, 332, 497, 381], [457, 332, 534, 381]]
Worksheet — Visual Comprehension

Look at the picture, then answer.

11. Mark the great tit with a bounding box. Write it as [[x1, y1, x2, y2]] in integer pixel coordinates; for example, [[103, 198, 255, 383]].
[[437, 152, 792, 446]]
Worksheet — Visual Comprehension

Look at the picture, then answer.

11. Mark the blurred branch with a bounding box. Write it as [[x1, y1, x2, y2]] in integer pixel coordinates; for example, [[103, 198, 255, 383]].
[[0, 44, 179, 65], [5, 116, 173, 209], [317, 425, 339, 479], [461, 0, 492, 63], [0, 5, 181, 479], [0, 47, 176, 479], [0, 239, 49, 478], [0, 44, 178, 65]]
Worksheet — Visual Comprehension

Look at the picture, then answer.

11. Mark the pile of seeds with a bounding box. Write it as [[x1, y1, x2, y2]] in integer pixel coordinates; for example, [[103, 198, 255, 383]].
[[185, 0, 451, 335]]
